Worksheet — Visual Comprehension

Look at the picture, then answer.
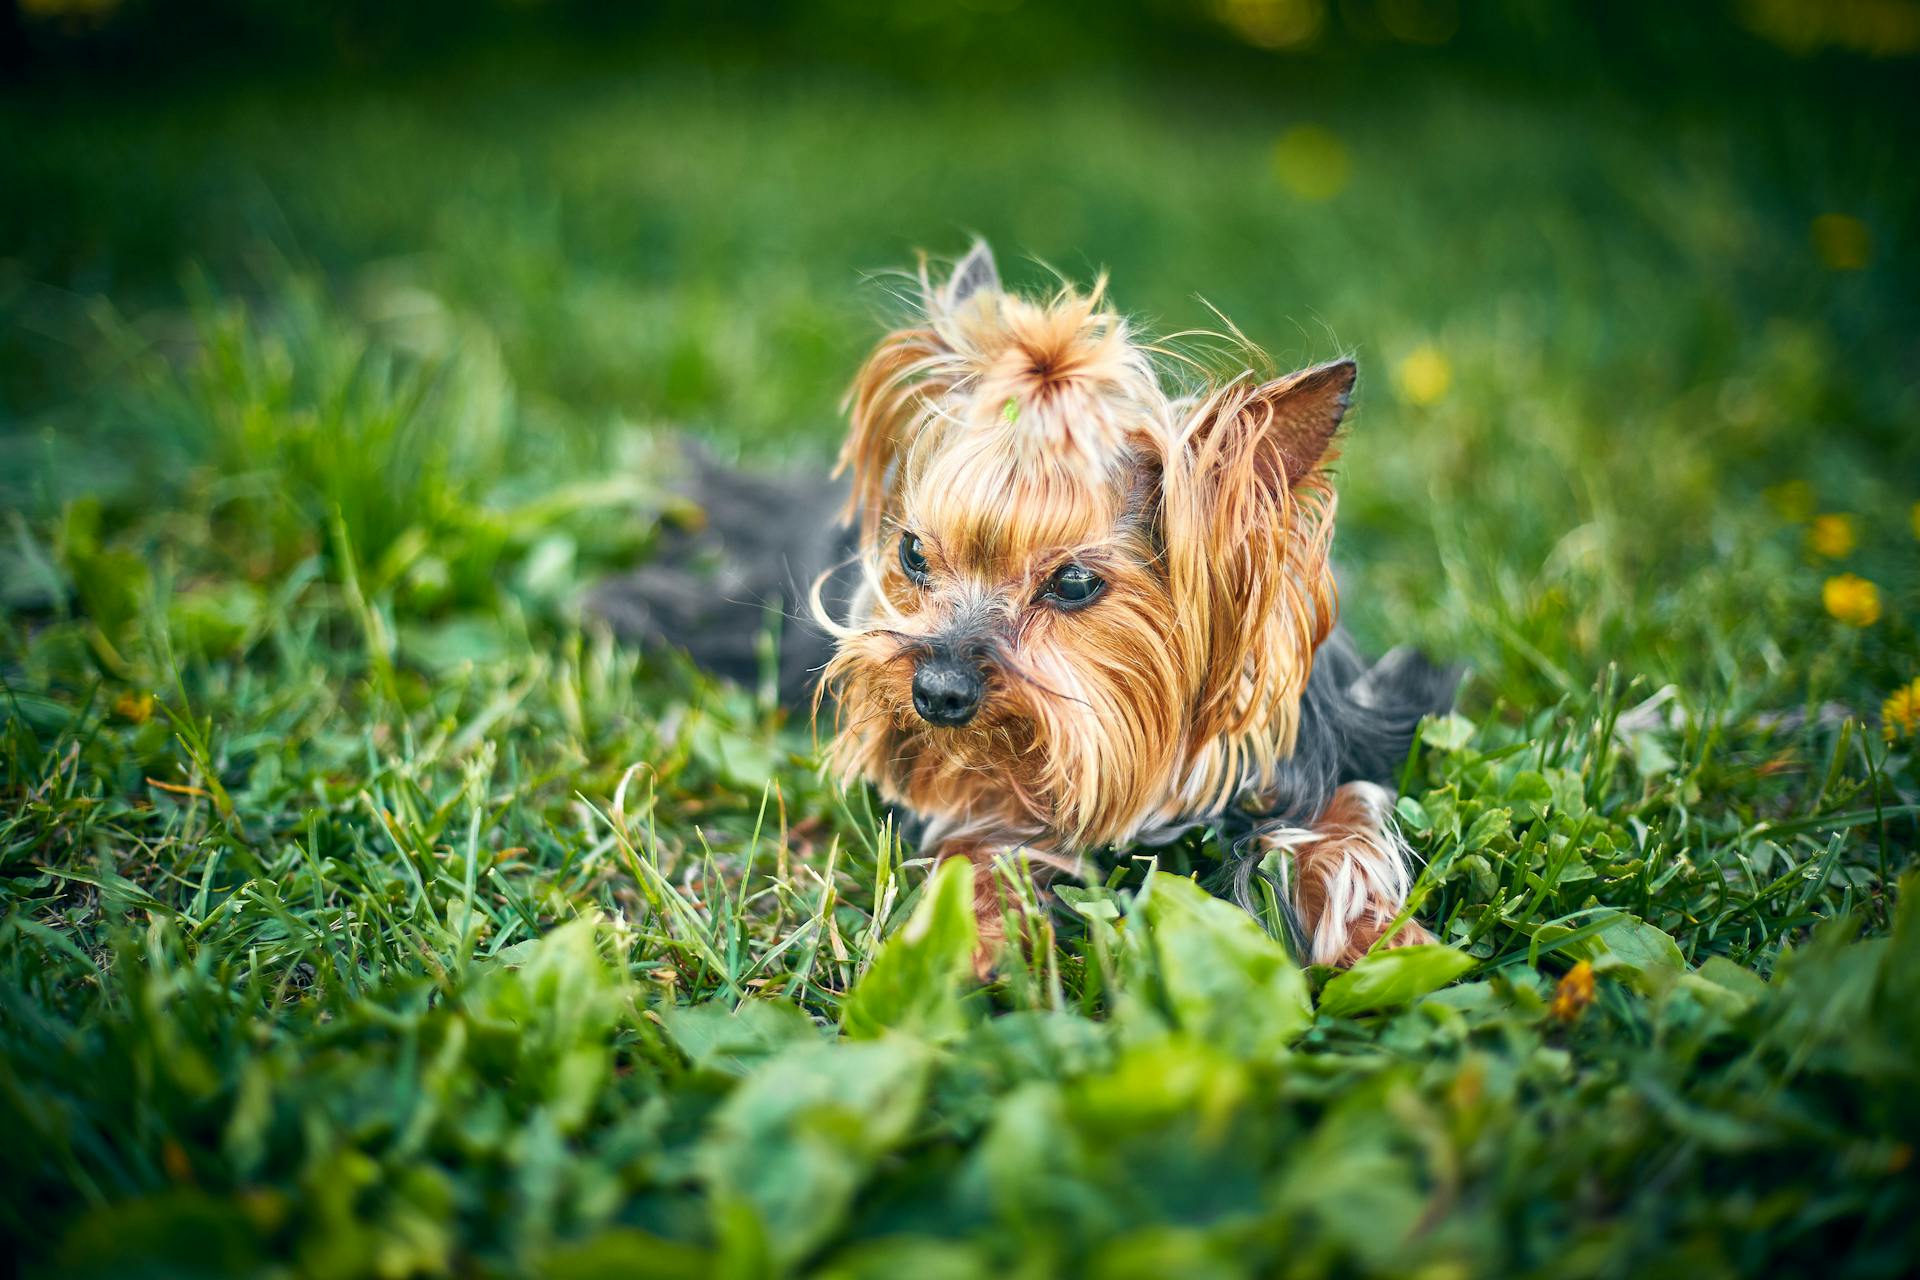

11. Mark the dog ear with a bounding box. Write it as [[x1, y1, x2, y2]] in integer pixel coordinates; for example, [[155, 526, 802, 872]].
[[1189, 358, 1355, 494], [1160, 359, 1351, 749], [935, 240, 1000, 312]]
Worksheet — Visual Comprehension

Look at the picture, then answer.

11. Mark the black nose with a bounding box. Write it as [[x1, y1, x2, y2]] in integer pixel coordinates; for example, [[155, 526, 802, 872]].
[[911, 654, 984, 727]]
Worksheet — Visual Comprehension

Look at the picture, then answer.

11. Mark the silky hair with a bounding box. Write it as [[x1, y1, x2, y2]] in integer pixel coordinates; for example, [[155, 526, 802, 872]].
[[814, 244, 1348, 854]]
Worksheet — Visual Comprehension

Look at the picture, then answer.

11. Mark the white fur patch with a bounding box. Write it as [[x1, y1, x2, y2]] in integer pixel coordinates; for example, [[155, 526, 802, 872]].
[[1260, 781, 1417, 965]]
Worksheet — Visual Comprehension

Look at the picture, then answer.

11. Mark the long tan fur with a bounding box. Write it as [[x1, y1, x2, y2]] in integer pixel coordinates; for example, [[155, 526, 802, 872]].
[[817, 244, 1416, 965]]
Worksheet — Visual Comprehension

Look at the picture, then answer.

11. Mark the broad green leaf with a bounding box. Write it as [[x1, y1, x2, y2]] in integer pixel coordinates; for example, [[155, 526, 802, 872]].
[[1421, 713, 1476, 752], [1087, 1227, 1245, 1280], [1462, 805, 1514, 851], [1546, 767, 1588, 818], [1318, 944, 1477, 1017], [1277, 1082, 1427, 1270], [1506, 769, 1554, 821], [970, 1083, 1078, 1233], [1450, 853, 1498, 899], [59, 495, 148, 645], [973, 1040, 1256, 1245], [1393, 794, 1432, 833], [1069, 1037, 1253, 1130], [1571, 914, 1685, 991], [815, 1238, 991, 1280], [539, 1229, 713, 1279], [964, 1010, 1112, 1086], [1553, 851, 1597, 884], [1129, 872, 1312, 1059], [1697, 954, 1767, 999], [1055, 883, 1123, 921], [1420, 979, 1503, 1016], [698, 1040, 927, 1268], [468, 915, 627, 1132], [841, 857, 980, 1041], [664, 998, 819, 1077], [514, 531, 578, 602], [1634, 1072, 1771, 1152]]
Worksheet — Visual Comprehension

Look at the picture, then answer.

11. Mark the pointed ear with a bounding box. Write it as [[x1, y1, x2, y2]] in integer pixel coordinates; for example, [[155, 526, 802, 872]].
[[934, 240, 1000, 312], [1161, 359, 1350, 747], [1192, 358, 1356, 493]]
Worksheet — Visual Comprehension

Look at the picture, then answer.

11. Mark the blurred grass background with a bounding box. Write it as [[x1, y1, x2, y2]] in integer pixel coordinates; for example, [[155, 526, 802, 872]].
[[6, 0, 1917, 707], [3, 2, 1919, 1276]]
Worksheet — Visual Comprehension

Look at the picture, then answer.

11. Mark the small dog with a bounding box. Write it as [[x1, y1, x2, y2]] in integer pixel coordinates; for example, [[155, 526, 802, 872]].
[[812, 243, 1454, 966], [596, 243, 1454, 966]]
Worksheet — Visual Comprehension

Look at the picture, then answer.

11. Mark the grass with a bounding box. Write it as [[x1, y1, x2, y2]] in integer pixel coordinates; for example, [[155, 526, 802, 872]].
[[3, 43, 1919, 1278]]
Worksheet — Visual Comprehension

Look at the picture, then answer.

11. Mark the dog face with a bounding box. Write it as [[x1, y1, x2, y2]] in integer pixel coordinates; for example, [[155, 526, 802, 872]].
[[817, 244, 1352, 847]]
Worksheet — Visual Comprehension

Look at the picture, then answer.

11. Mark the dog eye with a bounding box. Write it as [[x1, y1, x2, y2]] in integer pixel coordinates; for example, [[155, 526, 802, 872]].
[[1043, 563, 1105, 608], [898, 532, 932, 585]]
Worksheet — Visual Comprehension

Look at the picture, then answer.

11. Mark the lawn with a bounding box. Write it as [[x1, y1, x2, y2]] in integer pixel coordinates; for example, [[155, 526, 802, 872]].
[[3, 17, 1919, 1277]]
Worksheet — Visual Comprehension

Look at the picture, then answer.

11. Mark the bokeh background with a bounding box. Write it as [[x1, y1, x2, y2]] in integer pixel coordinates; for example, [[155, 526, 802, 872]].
[[5, 0, 1917, 710]]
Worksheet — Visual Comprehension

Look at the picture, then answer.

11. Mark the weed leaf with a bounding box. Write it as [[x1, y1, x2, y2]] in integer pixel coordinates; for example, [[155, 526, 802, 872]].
[[841, 857, 980, 1042], [1129, 872, 1313, 1058], [1318, 943, 1477, 1017]]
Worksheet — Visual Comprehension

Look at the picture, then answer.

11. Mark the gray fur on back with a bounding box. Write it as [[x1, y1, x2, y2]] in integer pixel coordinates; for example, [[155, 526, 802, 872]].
[[587, 447, 853, 705], [1262, 631, 1460, 823]]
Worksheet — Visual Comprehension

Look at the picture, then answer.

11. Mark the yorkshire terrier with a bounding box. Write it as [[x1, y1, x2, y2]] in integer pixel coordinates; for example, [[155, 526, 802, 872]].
[[597, 243, 1455, 967]]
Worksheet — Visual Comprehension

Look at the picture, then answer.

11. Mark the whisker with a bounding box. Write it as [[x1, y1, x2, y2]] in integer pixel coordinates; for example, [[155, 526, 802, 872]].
[[985, 641, 1092, 709]]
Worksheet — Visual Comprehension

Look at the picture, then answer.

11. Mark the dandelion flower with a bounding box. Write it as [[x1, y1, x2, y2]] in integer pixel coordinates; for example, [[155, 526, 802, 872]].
[[1550, 960, 1595, 1023], [1823, 574, 1882, 627], [1885, 678, 1920, 741], [1807, 513, 1857, 558], [1395, 344, 1452, 407], [114, 690, 154, 724]]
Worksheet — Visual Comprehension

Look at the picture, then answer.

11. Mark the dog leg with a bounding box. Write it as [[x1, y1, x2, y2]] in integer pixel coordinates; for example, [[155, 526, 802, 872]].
[[1279, 781, 1432, 966], [932, 841, 1075, 979]]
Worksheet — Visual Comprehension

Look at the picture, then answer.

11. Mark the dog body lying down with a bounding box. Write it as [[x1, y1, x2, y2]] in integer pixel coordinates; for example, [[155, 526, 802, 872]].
[[595, 244, 1454, 965]]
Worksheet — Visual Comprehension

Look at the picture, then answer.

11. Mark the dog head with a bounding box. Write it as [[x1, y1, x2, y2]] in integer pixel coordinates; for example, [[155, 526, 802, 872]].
[[816, 243, 1350, 845]]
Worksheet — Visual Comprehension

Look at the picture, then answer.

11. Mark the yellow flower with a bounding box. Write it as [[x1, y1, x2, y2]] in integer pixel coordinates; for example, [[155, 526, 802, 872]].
[[1220, 0, 1326, 50], [1823, 574, 1882, 627], [114, 690, 155, 724], [1807, 513, 1857, 558], [1395, 344, 1452, 407], [1885, 678, 1920, 741], [1550, 960, 1595, 1023]]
